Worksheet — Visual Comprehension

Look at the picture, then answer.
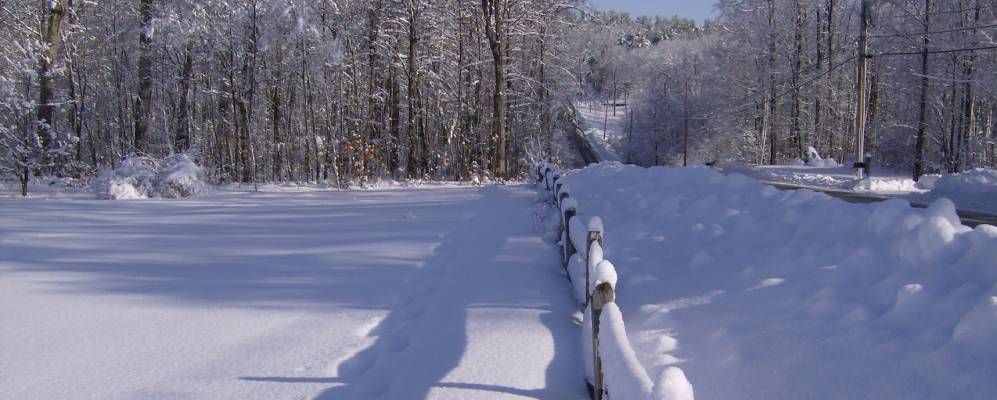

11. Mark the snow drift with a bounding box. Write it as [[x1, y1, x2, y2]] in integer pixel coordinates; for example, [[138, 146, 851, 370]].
[[921, 168, 997, 213], [560, 162, 997, 399], [97, 155, 208, 199]]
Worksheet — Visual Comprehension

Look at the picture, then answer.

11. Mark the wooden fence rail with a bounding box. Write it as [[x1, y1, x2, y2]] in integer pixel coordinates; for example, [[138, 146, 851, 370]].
[[534, 161, 658, 400]]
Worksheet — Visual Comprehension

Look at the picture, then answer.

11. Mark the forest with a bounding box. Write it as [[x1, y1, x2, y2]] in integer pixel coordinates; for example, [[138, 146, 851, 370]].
[[586, 0, 997, 179], [2, 0, 995, 194]]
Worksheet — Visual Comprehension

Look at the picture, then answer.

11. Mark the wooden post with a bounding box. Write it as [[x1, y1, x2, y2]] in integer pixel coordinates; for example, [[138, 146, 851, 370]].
[[562, 201, 576, 271], [591, 282, 615, 400], [683, 81, 690, 167], [853, 0, 870, 179]]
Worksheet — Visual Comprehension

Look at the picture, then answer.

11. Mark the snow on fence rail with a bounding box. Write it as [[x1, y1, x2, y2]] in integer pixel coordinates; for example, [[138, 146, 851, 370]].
[[534, 162, 693, 400]]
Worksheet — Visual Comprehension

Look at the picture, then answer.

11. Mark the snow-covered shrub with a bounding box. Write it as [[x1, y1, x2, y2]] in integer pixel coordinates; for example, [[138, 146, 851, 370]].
[[798, 147, 839, 167], [807, 157, 838, 168], [153, 154, 207, 198], [96, 155, 207, 199], [96, 156, 158, 199]]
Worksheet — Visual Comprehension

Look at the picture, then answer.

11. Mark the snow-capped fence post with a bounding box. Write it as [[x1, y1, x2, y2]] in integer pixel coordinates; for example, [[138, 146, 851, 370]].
[[591, 281, 615, 400], [586, 218, 604, 301]]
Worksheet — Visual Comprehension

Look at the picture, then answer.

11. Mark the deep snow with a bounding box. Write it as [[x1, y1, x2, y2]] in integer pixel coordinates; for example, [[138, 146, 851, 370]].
[[559, 162, 997, 400], [0, 184, 587, 399]]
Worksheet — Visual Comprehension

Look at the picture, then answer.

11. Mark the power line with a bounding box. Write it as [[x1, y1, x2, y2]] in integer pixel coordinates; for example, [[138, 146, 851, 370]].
[[704, 55, 858, 121], [870, 23, 997, 39], [872, 45, 997, 57], [876, 4, 997, 20]]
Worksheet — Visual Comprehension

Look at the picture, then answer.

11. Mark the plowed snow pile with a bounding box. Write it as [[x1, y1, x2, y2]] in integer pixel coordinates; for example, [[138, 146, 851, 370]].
[[561, 162, 997, 400]]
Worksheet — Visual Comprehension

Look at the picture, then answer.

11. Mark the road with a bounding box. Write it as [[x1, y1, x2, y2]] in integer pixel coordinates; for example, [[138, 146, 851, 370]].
[[761, 180, 997, 228]]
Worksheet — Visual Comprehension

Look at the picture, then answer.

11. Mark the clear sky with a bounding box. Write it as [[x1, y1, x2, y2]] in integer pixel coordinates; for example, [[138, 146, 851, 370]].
[[588, 0, 718, 24]]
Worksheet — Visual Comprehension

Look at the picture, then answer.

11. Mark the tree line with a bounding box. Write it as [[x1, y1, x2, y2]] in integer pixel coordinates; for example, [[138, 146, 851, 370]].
[[1, 0, 583, 195], [580, 0, 996, 180]]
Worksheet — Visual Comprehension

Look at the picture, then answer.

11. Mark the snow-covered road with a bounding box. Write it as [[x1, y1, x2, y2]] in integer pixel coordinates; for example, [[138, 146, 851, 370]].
[[0, 185, 587, 399]]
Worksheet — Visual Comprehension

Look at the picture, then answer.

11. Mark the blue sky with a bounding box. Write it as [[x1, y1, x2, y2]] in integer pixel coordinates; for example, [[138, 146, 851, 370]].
[[588, 0, 718, 23]]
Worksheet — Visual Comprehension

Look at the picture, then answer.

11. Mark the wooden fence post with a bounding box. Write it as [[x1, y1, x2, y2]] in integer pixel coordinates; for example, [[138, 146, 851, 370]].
[[561, 198, 576, 271], [591, 282, 615, 400], [586, 221, 606, 399]]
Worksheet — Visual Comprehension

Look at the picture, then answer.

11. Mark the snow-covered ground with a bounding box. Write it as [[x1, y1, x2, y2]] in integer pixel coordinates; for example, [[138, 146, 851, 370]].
[[573, 100, 626, 162], [0, 184, 587, 399], [727, 164, 997, 214], [559, 162, 997, 399]]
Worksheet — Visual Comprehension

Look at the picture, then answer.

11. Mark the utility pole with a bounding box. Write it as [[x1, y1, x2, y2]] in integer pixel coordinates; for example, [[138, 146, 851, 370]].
[[853, 0, 872, 179], [683, 81, 690, 167]]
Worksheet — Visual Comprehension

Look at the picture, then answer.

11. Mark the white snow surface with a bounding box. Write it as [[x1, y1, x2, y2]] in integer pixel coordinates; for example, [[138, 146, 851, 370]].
[[0, 184, 587, 399], [560, 162, 997, 399]]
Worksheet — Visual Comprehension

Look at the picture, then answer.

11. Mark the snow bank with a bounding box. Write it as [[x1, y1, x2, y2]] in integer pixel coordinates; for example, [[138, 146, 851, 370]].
[[850, 176, 920, 193], [923, 168, 997, 213], [561, 162, 997, 399], [97, 155, 207, 199], [599, 303, 655, 399]]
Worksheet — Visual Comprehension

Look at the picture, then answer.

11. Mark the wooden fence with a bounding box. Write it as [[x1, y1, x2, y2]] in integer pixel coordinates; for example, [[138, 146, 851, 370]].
[[535, 162, 657, 400]]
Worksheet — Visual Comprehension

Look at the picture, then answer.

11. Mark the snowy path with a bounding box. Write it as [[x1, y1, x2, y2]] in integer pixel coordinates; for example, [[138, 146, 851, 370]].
[[574, 101, 626, 163], [0, 185, 587, 400]]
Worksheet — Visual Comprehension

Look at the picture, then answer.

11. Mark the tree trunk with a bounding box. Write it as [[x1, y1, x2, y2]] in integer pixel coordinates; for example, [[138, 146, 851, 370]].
[[406, 0, 421, 178], [482, 0, 508, 178], [37, 0, 67, 152], [134, 0, 154, 154], [767, 0, 778, 165], [175, 45, 193, 153], [959, 1, 980, 170], [791, 0, 805, 158], [20, 166, 29, 197], [813, 3, 824, 156]]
